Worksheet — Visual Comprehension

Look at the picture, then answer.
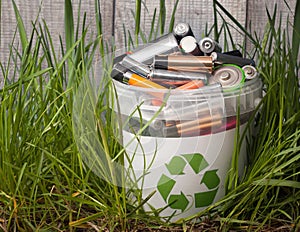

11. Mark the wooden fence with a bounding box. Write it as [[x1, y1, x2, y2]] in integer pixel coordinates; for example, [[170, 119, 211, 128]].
[[0, 0, 296, 64]]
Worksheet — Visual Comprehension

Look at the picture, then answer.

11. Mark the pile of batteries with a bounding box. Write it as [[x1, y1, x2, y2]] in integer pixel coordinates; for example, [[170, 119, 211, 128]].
[[111, 22, 258, 92], [111, 22, 260, 137]]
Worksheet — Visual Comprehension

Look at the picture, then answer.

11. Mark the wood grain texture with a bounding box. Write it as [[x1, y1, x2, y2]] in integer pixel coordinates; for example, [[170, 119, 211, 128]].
[[246, 0, 295, 37], [0, 0, 297, 66], [245, 0, 296, 52]]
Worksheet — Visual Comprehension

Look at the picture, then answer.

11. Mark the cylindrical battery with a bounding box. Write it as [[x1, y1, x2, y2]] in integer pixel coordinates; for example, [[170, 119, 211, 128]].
[[180, 36, 203, 56], [128, 33, 179, 64], [154, 80, 190, 87], [211, 52, 255, 67], [176, 80, 205, 90], [209, 64, 245, 89], [149, 69, 210, 83], [223, 50, 243, 57], [153, 55, 213, 73], [178, 119, 223, 137], [163, 113, 223, 137], [199, 37, 222, 55], [242, 65, 259, 80], [173, 22, 194, 43], [121, 55, 150, 77], [111, 63, 166, 90]]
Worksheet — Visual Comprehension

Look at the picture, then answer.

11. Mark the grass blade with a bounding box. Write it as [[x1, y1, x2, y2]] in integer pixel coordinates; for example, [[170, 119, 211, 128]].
[[95, 0, 105, 58], [64, 0, 74, 52], [214, 0, 258, 47], [148, 8, 157, 41], [135, 0, 142, 46], [12, 0, 28, 51], [64, 0, 74, 88], [292, 0, 300, 64], [159, 0, 166, 35], [168, 0, 180, 33]]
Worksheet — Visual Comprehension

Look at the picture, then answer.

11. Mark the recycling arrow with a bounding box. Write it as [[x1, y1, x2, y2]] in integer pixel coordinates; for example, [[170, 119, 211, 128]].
[[157, 174, 176, 202], [165, 156, 186, 175], [168, 192, 189, 212], [194, 189, 218, 208], [182, 153, 209, 174], [156, 153, 221, 213], [200, 169, 220, 189]]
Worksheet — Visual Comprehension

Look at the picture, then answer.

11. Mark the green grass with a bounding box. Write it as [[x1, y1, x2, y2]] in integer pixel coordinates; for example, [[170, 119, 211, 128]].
[[0, 0, 299, 231]]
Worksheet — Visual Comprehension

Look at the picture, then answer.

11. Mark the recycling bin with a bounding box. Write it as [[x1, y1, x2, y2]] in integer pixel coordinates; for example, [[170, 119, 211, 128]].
[[112, 76, 262, 222]]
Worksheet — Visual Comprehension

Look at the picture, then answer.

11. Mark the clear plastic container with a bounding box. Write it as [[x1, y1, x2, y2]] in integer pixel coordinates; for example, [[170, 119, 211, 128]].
[[113, 77, 262, 222]]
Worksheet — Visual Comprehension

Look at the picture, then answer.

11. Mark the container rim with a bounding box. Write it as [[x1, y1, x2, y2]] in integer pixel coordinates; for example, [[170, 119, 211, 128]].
[[112, 77, 262, 96]]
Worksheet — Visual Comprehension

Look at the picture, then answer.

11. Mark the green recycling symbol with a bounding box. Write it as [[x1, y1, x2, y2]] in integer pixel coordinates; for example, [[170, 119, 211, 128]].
[[157, 153, 220, 212]]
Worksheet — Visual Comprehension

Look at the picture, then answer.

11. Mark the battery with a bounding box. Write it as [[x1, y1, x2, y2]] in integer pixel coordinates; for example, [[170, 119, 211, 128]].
[[180, 36, 202, 56], [153, 55, 213, 73], [173, 22, 194, 43], [128, 33, 179, 64], [149, 69, 209, 83], [199, 37, 222, 55], [242, 65, 259, 80], [209, 64, 245, 89], [121, 55, 150, 77], [211, 52, 255, 67], [223, 50, 243, 57], [163, 113, 223, 137], [176, 80, 205, 90]]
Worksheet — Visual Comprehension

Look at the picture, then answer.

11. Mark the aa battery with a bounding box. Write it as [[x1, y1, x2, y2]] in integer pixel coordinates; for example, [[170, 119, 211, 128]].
[[128, 33, 179, 64], [211, 52, 255, 67], [163, 113, 223, 137], [113, 53, 127, 64], [176, 80, 205, 90], [123, 72, 166, 89], [121, 56, 150, 77], [173, 22, 194, 43], [153, 55, 213, 73], [149, 69, 209, 83], [209, 64, 245, 89], [111, 63, 166, 90], [199, 37, 222, 55], [111, 63, 128, 82], [223, 50, 243, 57], [242, 65, 259, 80], [180, 36, 203, 56]]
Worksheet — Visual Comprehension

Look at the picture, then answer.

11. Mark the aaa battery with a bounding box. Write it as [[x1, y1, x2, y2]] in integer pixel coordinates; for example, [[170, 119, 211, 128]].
[[124, 72, 166, 89], [179, 120, 223, 137], [242, 65, 259, 80], [149, 69, 210, 83], [123, 71, 168, 106], [199, 37, 222, 55], [180, 36, 202, 56], [128, 33, 179, 64], [211, 52, 255, 67], [173, 22, 195, 43], [153, 55, 213, 73], [164, 113, 223, 137], [223, 50, 243, 57], [176, 80, 205, 90], [121, 55, 150, 77]]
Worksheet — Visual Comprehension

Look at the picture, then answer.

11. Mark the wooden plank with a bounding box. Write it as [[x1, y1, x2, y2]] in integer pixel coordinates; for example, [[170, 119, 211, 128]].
[[246, 0, 296, 36], [114, 0, 136, 50], [0, 0, 100, 63], [0, 1, 41, 64], [0, 0, 297, 68], [99, 0, 114, 40], [245, 0, 296, 51]]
